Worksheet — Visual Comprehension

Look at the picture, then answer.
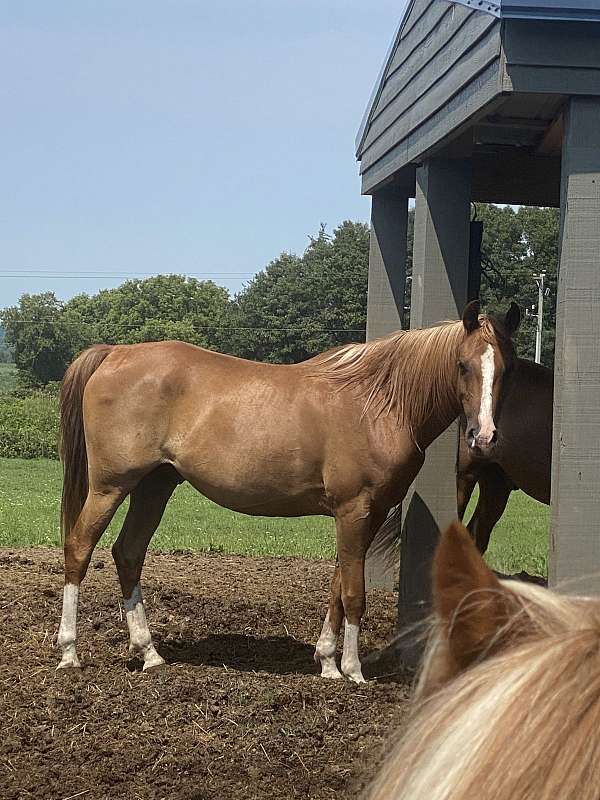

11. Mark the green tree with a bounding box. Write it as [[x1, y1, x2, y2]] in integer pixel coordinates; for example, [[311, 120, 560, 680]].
[[68, 274, 229, 349], [2, 276, 230, 386], [0, 326, 14, 363], [517, 206, 559, 365], [477, 205, 559, 366], [223, 221, 370, 362], [1, 293, 87, 385], [403, 204, 559, 366]]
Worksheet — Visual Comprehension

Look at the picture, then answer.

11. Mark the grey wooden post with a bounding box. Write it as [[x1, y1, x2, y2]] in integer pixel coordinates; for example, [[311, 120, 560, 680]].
[[399, 158, 471, 653], [364, 189, 409, 590], [365, 189, 408, 341], [549, 97, 600, 595]]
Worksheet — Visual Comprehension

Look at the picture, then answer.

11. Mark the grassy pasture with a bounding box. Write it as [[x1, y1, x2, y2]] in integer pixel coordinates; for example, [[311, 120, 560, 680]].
[[0, 458, 549, 576]]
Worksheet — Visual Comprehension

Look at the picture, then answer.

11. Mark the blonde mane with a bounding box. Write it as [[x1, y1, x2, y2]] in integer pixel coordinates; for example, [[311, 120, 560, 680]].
[[369, 581, 600, 800], [311, 316, 502, 435]]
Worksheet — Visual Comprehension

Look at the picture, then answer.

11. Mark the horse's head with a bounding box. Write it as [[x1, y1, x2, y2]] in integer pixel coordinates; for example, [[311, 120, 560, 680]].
[[456, 300, 520, 455], [367, 522, 600, 800], [416, 520, 527, 698]]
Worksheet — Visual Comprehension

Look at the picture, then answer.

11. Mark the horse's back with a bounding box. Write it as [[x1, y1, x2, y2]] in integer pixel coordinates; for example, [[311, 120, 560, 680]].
[[79, 340, 348, 512]]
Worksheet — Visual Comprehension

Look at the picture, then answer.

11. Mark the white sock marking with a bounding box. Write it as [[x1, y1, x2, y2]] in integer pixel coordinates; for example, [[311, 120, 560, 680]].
[[341, 621, 365, 683], [477, 344, 496, 445], [57, 583, 81, 669], [125, 583, 164, 670], [315, 611, 342, 679]]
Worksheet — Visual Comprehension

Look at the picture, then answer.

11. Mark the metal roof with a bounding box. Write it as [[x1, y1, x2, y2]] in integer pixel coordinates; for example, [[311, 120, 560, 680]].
[[356, 0, 600, 156]]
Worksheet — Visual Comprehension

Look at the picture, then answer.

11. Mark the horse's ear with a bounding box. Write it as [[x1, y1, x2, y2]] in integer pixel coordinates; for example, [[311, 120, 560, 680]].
[[462, 300, 480, 334], [505, 302, 521, 336], [432, 521, 518, 678]]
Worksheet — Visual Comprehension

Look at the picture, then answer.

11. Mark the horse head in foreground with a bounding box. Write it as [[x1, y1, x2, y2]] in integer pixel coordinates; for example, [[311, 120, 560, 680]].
[[369, 521, 600, 800], [57, 303, 518, 683]]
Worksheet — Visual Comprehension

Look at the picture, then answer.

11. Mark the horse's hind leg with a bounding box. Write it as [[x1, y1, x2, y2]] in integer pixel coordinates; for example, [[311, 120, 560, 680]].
[[111, 466, 182, 671], [315, 564, 344, 679], [58, 486, 126, 669]]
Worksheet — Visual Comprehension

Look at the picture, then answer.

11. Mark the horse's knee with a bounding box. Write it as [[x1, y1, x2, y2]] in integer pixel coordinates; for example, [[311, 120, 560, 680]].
[[341, 589, 365, 624], [63, 540, 93, 584]]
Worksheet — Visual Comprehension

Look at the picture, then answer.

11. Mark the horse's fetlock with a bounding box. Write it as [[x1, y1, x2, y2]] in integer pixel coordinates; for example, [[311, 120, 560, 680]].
[[316, 637, 337, 660]]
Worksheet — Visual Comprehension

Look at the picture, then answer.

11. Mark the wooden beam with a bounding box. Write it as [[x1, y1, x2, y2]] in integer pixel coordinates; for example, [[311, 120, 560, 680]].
[[549, 97, 600, 595], [365, 190, 408, 342], [537, 113, 563, 156], [399, 157, 471, 664], [364, 190, 409, 591], [471, 149, 561, 207]]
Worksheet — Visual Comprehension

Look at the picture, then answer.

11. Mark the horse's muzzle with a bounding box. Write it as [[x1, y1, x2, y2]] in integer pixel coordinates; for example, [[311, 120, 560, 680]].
[[467, 426, 498, 454]]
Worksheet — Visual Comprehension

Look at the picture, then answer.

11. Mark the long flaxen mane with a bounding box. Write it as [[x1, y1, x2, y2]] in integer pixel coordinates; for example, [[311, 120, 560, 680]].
[[368, 578, 600, 800], [311, 316, 503, 435]]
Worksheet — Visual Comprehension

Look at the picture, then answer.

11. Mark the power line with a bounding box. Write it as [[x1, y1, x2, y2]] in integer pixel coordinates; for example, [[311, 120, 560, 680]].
[[0, 271, 252, 280], [0, 321, 365, 333]]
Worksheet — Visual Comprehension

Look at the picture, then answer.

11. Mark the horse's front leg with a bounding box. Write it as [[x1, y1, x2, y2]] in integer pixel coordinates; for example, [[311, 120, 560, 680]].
[[315, 564, 344, 679], [322, 500, 384, 684], [467, 464, 514, 554]]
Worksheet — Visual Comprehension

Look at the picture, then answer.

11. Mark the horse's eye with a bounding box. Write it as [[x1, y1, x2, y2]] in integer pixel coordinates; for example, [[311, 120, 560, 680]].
[[458, 360, 469, 376]]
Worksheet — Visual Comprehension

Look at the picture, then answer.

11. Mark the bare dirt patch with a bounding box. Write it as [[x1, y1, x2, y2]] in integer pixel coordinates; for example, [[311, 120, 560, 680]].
[[0, 548, 410, 799]]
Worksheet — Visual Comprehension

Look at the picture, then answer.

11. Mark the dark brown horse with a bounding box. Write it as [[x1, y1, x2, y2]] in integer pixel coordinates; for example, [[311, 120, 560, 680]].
[[56, 301, 519, 682], [457, 358, 552, 552]]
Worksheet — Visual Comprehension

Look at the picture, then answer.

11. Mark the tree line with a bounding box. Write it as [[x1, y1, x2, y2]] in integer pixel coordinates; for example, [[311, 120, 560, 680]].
[[1, 206, 559, 388]]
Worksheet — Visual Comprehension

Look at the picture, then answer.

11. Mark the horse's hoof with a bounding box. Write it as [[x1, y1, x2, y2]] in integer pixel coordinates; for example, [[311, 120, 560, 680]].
[[342, 662, 367, 683], [56, 659, 82, 672], [347, 673, 367, 684], [142, 653, 167, 672], [320, 667, 344, 680], [316, 653, 343, 679], [143, 661, 167, 674]]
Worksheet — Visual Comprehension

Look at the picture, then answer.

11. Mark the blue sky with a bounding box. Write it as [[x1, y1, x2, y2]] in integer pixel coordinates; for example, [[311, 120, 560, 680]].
[[1, 1, 403, 308]]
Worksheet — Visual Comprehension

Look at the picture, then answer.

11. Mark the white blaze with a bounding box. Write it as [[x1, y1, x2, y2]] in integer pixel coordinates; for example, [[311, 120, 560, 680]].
[[477, 344, 496, 444]]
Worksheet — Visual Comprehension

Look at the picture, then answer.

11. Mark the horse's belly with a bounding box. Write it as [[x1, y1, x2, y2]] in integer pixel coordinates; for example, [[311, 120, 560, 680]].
[[184, 475, 329, 517], [173, 443, 329, 517]]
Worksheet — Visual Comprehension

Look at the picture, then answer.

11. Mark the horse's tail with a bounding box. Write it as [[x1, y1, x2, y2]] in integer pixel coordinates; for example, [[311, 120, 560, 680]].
[[367, 505, 403, 569], [60, 344, 113, 540]]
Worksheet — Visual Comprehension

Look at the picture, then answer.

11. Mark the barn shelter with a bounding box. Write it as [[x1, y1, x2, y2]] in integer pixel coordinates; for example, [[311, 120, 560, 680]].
[[357, 0, 600, 642]]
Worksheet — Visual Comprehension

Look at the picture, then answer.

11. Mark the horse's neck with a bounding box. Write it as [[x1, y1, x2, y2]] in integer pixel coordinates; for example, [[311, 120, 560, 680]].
[[416, 403, 462, 450], [412, 361, 462, 449]]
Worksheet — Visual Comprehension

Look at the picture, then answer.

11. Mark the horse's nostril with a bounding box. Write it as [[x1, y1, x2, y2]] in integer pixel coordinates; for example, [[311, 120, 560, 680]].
[[490, 430, 498, 444]]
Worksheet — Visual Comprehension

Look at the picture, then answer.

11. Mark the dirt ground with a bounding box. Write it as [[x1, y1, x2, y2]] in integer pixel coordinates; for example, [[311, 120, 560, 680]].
[[0, 548, 411, 800]]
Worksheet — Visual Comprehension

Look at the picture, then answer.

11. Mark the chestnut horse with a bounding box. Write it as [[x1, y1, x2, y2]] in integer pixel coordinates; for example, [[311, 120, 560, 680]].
[[368, 520, 600, 800], [368, 357, 550, 566], [457, 358, 552, 552], [56, 301, 519, 682]]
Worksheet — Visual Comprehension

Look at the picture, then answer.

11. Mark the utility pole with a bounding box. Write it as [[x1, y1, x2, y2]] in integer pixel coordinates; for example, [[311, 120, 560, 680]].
[[531, 272, 546, 364]]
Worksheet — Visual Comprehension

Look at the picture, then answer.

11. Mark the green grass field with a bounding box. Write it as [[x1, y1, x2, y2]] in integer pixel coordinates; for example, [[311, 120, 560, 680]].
[[0, 458, 549, 576]]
